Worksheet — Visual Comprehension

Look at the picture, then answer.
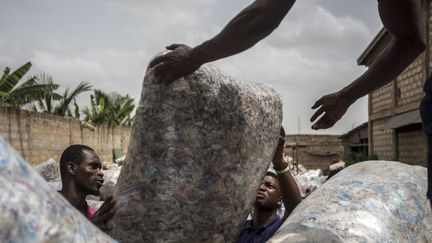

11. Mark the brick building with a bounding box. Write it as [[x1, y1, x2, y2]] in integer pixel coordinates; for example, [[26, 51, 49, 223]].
[[357, 1, 430, 166], [284, 134, 344, 170], [339, 122, 368, 158]]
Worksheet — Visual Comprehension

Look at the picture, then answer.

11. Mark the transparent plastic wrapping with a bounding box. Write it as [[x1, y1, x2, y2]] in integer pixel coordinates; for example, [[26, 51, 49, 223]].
[[0, 137, 115, 243], [270, 161, 432, 242], [109, 64, 283, 242]]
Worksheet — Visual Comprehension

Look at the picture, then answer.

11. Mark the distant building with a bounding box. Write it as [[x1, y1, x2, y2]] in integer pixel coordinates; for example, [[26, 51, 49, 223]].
[[339, 122, 368, 158], [284, 134, 344, 170], [358, 23, 428, 165]]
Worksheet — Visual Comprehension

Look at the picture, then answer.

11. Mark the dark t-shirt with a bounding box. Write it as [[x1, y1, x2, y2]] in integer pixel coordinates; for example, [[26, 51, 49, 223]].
[[236, 215, 285, 243], [421, 75, 432, 199]]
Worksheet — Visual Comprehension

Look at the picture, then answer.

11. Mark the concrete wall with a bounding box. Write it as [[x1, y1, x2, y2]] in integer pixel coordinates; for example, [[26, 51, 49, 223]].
[[396, 56, 425, 106], [0, 107, 131, 165], [370, 83, 393, 115], [397, 126, 428, 166], [368, 53, 427, 164], [284, 134, 344, 170], [370, 118, 394, 161]]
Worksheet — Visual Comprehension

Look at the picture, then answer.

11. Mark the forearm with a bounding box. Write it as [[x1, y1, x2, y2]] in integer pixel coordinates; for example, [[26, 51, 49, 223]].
[[273, 160, 302, 218], [278, 170, 302, 218], [191, 0, 295, 65], [339, 36, 425, 105], [339, 0, 425, 105]]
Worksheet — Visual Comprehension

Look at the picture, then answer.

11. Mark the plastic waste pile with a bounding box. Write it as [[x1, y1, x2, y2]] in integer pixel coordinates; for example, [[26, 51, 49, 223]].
[[281, 155, 328, 198], [294, 169, 327, 198]]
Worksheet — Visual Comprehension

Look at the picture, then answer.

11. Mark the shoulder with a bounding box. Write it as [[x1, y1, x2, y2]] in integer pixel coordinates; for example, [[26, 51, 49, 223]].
[[263, 215, 285, 235]]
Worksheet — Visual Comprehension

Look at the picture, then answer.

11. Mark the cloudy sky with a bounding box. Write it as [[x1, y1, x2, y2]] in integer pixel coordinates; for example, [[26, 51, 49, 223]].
[[0, 0, 382, 134]]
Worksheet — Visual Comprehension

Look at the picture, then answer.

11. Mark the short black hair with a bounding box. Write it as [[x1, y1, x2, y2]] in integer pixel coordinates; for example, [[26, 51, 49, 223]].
[[59, 144, 94, 182], [266, 171, 278, 180]]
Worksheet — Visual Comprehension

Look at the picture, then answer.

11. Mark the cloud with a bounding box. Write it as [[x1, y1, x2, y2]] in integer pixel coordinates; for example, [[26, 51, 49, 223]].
[[96, 0, 215, 28], [0, 0, 378, 134], [30, 48, 148, 102], [211, 1, 373, 133], [270, 3, 372, 58], [214, 43, 368, 134]]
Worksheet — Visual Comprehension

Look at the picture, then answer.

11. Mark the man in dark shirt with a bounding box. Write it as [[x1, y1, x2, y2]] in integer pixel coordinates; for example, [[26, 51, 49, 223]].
[[237, 128, 302, 243], [59, 144, 116, 232]]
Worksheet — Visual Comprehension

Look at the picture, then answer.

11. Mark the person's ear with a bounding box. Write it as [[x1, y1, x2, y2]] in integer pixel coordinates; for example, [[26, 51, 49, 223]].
[[67, 162, 77, 176]]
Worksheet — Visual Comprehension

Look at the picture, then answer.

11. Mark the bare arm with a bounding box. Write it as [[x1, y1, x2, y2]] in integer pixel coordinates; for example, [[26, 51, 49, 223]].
[[311, 0, 426, 129], [90, 196, 116, 232], [191, 0, 295, 64], [273, 127, 302, 218], [149, 0, 295, 83]]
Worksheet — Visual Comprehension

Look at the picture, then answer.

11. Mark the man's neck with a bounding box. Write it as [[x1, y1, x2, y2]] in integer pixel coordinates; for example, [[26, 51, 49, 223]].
[[59, 183, 88, 215], [253, 208, 277, 231]]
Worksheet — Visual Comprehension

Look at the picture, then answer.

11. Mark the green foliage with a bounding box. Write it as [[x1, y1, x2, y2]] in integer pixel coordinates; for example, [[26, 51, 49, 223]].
[[2, 62, 135, 130], [0, 62, 58, 107], [31, 72, 62, 113], [56, 81, 92, 117], [344, 152, 379, 167], [32, 72, 92, 117], [83, 89, 135, 128]]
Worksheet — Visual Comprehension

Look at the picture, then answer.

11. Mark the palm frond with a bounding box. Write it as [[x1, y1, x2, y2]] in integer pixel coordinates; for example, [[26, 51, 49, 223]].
[[0, 62, 32, 93], [0, 67, 11, 85], [6, 83, 58, 106], [55, 81, 92, 116]]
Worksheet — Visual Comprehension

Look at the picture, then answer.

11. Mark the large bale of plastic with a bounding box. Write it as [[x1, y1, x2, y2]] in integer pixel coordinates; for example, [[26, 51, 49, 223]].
[[269, 161, 432, 242], [0, 137, 115, 243], [110, 63, 282, 242], [35, 158, 63, 191], [35, 158, 59, 181], [46, 178, 62, 191], [99, 165, 122, 201]]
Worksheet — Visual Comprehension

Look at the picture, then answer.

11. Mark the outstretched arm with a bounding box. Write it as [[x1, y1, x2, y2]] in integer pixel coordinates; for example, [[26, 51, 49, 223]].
[[311, 0, 425, 130], [272, 127, 302, 218], [149, 0, 295, 83]]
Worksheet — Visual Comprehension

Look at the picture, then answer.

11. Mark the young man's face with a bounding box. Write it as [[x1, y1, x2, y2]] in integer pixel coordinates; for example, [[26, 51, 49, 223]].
[[74, 149, 104, 196], [254, 175, 282, 210]]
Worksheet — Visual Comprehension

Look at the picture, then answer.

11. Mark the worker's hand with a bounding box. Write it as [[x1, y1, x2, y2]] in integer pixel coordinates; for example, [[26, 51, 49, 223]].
[[149, 44, 201, 84], [272, 127, 287, 169], [310, 92, 351, 130], [90, 195, 116, 232]]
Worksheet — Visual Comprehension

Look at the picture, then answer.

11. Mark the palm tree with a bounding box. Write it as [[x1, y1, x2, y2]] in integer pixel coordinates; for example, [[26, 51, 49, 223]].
[[32, 72, 92, 117], [32, 72, 62, 113], [106, 92, 135, 126], [112, 93, 135, 126], [83, 90, 135, 128], [54, 81, 92, 117], [0, 62, 58, 107], [82, 89, 109, 126]]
